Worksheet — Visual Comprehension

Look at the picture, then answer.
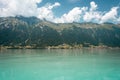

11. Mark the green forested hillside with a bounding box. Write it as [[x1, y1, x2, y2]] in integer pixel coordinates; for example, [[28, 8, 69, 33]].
[[0, 16, 120, 48]]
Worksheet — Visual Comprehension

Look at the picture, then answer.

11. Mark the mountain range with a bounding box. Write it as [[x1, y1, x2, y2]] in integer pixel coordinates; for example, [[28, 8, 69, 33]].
[[0, 16, 120, 48]]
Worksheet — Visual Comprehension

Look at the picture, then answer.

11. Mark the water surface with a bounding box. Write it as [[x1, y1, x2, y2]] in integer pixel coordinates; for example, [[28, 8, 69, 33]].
[[0, 49, 120, 80]]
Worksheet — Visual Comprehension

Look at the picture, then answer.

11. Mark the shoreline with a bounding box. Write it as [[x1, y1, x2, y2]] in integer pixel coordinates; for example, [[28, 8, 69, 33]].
[[0, 45, 120, 50]]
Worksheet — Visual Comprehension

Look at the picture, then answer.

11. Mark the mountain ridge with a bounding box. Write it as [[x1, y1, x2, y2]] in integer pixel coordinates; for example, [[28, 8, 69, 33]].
[[0, 16, 120, 48]]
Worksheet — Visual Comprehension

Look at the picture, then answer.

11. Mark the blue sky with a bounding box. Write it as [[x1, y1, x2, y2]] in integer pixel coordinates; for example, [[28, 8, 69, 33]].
[[0, 0, 120, 23]]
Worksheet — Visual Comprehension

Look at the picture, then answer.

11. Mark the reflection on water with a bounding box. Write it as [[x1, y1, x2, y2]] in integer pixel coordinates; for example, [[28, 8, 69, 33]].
[[0, 49, 120, 80]]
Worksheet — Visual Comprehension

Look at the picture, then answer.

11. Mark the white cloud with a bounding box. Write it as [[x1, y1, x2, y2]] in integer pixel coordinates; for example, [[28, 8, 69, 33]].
[[117, 17, 120, 22], [54, 7, 83, 23], [0, 0, 42, 17], [90, 1, 97, 11], [0, 0, 60, 21], [38, 2, 60, 21], [100, 7, 119, 23], [48, 2, 60, 9], [83, 12, 101, 22], [83, 1, 101, 22], [0, 0, 120, 24], [83, 1, 119, 23]]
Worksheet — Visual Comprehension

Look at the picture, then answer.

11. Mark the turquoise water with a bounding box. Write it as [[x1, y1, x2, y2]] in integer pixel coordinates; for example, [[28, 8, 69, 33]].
[[0, 49, 120, 80]]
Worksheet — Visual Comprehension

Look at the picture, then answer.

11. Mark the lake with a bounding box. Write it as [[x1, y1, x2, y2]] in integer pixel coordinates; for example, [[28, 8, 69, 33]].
[[0, 49, 120, 80]]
